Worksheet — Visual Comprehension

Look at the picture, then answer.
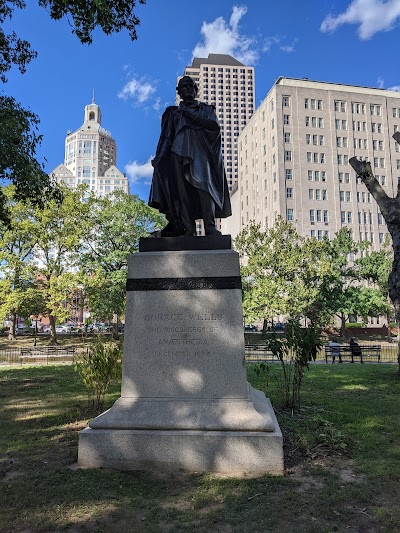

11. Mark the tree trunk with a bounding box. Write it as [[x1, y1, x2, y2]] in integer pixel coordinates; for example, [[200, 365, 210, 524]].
[[7, 311, 17, 341], [339, 312, 346, 338], [349, 155, 400, 371], [49, 315, 58, 345]]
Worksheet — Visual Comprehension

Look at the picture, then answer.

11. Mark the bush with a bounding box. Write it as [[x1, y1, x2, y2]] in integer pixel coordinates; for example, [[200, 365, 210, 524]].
[[75, 336, 122, 410], [264, 320, 322, 410]]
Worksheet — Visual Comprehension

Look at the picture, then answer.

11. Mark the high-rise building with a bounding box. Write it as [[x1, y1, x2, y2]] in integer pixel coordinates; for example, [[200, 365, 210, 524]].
[[51, 99, 130, 196], [226, 77, 400, 248], [178, 54, 255, 192]]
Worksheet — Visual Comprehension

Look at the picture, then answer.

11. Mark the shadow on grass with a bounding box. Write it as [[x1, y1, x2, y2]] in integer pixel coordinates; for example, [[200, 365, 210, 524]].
[[0, 365, 399, 532]]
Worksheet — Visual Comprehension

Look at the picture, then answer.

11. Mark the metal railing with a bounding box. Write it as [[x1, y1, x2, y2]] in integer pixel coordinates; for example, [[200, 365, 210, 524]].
[[244, 342, 399, 364]]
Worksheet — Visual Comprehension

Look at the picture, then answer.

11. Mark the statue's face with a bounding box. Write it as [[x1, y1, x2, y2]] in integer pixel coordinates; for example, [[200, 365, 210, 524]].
[[178, 78, 196, 101]]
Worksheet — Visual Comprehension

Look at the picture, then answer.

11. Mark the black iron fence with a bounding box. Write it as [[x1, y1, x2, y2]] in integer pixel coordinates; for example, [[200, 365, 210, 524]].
[[0, 346, 79, 365], [245, 342, 399, 364]]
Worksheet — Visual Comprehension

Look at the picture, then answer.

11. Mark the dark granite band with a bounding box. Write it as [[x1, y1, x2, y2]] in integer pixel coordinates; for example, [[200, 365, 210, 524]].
[[126, 276, 242, 291]]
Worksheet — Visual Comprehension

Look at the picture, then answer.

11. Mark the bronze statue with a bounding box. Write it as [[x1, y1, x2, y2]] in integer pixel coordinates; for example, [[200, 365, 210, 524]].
[[149, 76, 231, 237]]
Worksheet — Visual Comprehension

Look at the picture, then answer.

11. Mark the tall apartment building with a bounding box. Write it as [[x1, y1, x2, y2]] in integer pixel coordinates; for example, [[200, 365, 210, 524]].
[[51, 99, 130, 196], [227, 77, 400, 247], [178, 53, 255, 191]]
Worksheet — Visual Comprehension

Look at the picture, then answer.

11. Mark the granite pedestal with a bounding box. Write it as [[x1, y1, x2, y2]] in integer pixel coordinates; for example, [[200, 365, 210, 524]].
[[78, 240, 283, 475]]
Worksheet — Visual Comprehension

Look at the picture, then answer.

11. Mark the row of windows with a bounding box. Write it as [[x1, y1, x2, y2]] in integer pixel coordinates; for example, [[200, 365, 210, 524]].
[[310, 209, 329, 223], [282, 97, 385, 116]]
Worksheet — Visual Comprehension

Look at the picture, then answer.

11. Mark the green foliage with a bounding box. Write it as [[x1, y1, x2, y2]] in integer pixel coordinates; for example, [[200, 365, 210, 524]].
[[75, 337, 122, 410], [0, 97, 62, 224], [79, 191, 164, 321], [235, 218, 332, 325], [38, 0, 146, 45], [264, 320, 322, 409]]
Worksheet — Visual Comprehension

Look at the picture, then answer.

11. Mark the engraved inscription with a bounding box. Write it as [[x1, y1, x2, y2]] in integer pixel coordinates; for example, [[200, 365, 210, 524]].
[[143, 312, 223, 357]]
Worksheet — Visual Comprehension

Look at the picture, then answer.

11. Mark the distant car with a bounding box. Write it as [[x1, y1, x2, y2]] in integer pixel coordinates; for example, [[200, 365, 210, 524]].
[[55, 325, 73, 334], [244, 324, 258, 332], [273, 322, 287, 331], [16, 326, 33, 336]]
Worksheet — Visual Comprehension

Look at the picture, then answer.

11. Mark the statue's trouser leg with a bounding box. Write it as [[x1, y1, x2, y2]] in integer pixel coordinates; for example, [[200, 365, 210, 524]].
[[198, 189, 220, 235], [170, 156, 196, 235]]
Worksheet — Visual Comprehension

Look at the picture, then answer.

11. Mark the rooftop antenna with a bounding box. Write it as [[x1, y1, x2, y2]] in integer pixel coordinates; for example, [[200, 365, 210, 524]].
[[92, 89, 95, 104]]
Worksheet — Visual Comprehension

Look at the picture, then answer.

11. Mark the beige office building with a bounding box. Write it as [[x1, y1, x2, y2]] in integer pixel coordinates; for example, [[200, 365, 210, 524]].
[[51, 99, 130, 196], [227, 77, 400, 248]]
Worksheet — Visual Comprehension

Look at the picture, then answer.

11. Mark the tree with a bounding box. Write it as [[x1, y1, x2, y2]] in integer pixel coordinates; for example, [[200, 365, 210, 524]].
[[0, 186, 41, 339], [235, 219, 333, 328], [356, 241, 393, 339], [79, 191, 164, 331], [350, 137, 400, 366], [0, 96, 62, 225], [0, 0, 146, 222], [32, 186, 90, 343]]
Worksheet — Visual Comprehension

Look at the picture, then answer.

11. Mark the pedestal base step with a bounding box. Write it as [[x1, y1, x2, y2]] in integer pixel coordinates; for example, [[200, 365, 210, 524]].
[[78, 398, 283, 475]]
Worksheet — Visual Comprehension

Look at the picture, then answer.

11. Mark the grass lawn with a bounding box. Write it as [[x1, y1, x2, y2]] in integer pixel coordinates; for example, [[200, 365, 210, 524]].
[[1, 363, 400, 532]]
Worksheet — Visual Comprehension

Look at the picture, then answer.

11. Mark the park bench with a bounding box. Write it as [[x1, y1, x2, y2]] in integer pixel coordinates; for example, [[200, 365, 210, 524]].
[[324, 344, 381, 364], [244, 344, 281, 363], [19, 346, 76, 364]]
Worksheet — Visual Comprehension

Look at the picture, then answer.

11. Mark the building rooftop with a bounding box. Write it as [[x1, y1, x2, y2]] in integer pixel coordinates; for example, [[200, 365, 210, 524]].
[[275, 76, 400, 96], [190, 54, 245, 68]]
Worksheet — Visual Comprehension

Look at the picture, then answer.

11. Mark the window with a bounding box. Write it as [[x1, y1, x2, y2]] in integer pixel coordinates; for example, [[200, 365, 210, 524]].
[[378, 213, 383, 225], [346, 191, 351, 202], [317, 100, 323, 110], [287, 208, 294, 221], [309, 189, 314, 200], [315, 189, 321, 200], [321, 171, 326, 182], [308, 170, 313, 181], [310, 209, 315, 223], [322, 190, 327, 200], [347, 212, 352, 223], [286, 168, 293, 180], [339, 172, 343, 183], [286, 188, 293, 198], [306, 134, 311, 145], [316, 210, 322, 222], [285, 150, 292, 161], [283, 96, 290, 107], [284, 132, 291, 143], [271, 118, 275, 129], [370, 104, 381, 116], [323, 210, 329, 223], [341, 211, 346, 223], [340, 191, 344, 201], [305, 98, 309, 109], [283, 114, 290, 125]]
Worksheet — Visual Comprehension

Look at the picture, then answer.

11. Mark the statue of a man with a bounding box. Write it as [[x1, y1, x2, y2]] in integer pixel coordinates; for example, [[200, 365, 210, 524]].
[[149, 76, 231, 237]]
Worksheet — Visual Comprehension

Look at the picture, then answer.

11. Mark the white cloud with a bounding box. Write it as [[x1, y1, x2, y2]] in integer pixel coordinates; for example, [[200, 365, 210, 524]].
[[125, 156, 154, 184], [320, 0, 400, 40], [387, 85, 400, 91], [263, 35, 297, 54], [153, 97, 161, 111], [118, 76, 156, 104], [192, 5, 259, 65]]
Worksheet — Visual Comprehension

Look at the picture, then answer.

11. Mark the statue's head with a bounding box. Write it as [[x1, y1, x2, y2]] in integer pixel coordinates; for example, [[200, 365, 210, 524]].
[[177, 76, 198, 99]]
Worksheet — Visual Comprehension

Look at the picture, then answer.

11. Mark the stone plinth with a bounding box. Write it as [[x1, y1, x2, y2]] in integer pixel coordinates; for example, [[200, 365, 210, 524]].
[[78, 246, 283, 475]]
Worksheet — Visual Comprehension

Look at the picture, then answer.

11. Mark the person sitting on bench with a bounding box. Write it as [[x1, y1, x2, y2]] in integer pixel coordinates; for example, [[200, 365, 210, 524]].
[[349, 337, 363, 363]]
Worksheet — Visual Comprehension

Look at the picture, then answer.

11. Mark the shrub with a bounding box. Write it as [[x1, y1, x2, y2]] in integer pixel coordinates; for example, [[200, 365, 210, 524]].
[[264, 320, 322, 410], [75, 336, 122, 410]]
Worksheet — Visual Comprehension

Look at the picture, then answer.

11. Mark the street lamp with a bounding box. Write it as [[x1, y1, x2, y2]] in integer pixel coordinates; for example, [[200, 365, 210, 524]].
[[30, 315, 42, 347]]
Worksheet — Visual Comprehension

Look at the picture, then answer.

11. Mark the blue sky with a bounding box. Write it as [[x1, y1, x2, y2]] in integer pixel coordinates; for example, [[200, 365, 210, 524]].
[[4, 0, 400, 201]]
